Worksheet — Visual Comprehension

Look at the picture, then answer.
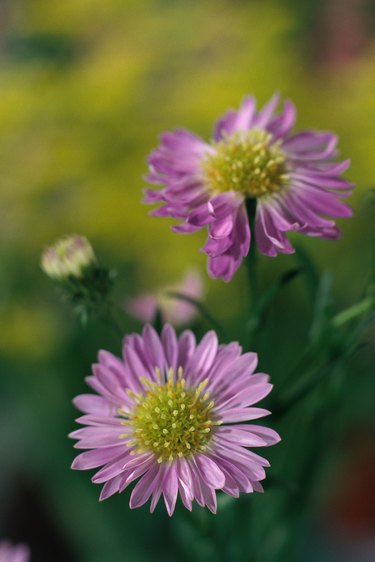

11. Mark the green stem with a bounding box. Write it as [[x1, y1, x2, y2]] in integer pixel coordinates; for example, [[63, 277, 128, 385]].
[[245, 199, 258, 305], [332, 295, 374, 327], [278, 342, 319, 392], [153, 308, 164, 335], [100, 300, 125, 339], [245, 199, 258, 349], [272, 362, 333, 419], [273, 337, 365, 419], [280, 293, 374, 391]]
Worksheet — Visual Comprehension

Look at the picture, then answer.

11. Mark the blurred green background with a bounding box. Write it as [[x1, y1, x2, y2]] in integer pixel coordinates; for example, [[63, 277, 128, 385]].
[[0, 1, 374, 561]]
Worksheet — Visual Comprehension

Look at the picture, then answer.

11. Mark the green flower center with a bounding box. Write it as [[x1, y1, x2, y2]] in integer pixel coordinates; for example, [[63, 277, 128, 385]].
[[201, 129, 289, 198], [121, 368, 221, 463]]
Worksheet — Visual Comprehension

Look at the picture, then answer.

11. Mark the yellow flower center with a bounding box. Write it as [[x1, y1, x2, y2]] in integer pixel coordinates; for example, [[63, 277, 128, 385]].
[[201, 129, 289, 198], [120, 368, 220, 463]]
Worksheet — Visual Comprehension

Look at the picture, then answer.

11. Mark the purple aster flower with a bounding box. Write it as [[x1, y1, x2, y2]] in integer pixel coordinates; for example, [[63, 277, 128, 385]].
[[145, 93, 353, 281], [70, 324, 280, 515], [125, 269, 204, 326], [0, 542, 30, 562]]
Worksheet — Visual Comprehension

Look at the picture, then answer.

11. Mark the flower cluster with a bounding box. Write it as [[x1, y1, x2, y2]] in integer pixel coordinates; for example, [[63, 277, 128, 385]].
[[145, 93, 353, 281], [71, 325, 280, 514]]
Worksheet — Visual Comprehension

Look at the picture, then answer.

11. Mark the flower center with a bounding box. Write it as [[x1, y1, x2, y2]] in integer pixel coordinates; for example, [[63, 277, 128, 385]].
[[121, 368, 220, 463], [201, 129, 289, 198]]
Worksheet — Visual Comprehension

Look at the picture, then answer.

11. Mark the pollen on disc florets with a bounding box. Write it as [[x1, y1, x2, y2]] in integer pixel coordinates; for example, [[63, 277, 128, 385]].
[[201, 128, 289, 198], [120, 367, 220, 463]]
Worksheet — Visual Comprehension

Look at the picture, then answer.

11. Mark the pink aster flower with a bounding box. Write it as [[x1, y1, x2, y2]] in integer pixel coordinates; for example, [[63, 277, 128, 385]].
[[70, 324, 280, 515], [125, 269, 204, 326], [145, 93, 353, 281], [0, 542, 30, 562]]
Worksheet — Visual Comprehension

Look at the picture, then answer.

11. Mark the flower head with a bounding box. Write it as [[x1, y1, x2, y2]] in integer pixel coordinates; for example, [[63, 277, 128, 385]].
[[70, 325, 280, 515], [41, 235, 97, 281], [0, 542, 30, 562], [126, 269, 204, 326], [145, 93, 353, 281]]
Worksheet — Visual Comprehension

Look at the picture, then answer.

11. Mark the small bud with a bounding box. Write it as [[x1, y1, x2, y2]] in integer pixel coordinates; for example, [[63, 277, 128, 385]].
[[41, 234, 115, 325], [41, 235, 97, 281]]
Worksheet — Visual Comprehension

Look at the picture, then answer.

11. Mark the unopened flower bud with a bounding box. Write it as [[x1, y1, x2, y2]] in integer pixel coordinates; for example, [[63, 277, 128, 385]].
[[41, 235, 97, 281], [41, 234, 114, 324]]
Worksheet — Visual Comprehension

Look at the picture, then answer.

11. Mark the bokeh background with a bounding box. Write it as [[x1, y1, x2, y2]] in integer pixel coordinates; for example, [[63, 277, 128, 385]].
[[1, 1, 375, 561]]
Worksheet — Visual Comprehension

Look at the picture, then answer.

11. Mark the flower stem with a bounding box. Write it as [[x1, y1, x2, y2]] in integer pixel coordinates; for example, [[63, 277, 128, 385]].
[[99, 300, 125, 339], [273, 336, 365, 419], [332, 295, 374, 327], [272, 361, 334, 419], [280, 291, 375, 391], [245, 198, 258, 348], [245, 199, 258, 303]]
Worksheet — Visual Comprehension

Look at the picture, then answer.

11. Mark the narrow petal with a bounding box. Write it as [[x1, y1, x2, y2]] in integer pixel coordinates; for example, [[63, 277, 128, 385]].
[[99, 475, 122, 501], [162, 464, 179, 516], [142, 324, 167, 372], [73, 394, 114, 416], [150, 463, 167, 513], [161, 324, 179, 371], [177, 329, 196, 368], [195, 455, 226, 489], [129, 465, 159, 509], [220, 407, 271, 423], [71, 446, 125, 470], [254, 92, 280, 129], [185, 331, 218, 381], [92, 454, 130, 484]]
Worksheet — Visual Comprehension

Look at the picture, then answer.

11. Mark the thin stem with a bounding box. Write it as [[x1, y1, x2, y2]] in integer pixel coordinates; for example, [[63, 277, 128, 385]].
[[272, 362, 333, 419], [278, 342, 319, 392], [100, 300, 125, 339], [281, 293, 375, 391], [244, 198, 258, 349], [245, 198, 258, 306], [153, 308, 164, 335], [273, 338, 366, 419], [332, 295, 374, 327]]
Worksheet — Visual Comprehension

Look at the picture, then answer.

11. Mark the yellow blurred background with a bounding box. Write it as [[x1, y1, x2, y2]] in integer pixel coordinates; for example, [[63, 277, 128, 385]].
[[1, 0, 374, 359]]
